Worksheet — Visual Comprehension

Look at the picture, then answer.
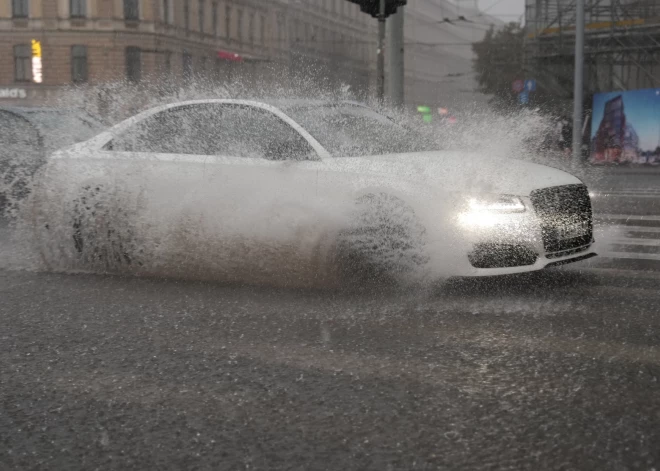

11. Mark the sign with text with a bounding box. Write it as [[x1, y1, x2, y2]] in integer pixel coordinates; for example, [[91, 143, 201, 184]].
[[0, 88, 27, 99], [31, 39, 43, 84]]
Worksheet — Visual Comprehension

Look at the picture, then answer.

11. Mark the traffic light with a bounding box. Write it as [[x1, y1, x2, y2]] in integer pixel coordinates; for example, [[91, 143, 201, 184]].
[[345, 0, 407, 19]]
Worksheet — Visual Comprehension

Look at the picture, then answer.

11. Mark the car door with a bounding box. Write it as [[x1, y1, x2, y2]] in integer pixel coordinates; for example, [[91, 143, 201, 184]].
[[103, 102, 327, 283]]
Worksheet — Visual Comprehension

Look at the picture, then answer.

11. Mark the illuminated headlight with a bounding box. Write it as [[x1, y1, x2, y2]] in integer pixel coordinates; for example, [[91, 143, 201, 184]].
[[467, 195, 526, 213]]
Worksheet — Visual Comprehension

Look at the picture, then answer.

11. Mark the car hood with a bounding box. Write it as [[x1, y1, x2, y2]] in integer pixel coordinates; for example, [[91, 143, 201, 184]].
[[322, 150, 583, 196]]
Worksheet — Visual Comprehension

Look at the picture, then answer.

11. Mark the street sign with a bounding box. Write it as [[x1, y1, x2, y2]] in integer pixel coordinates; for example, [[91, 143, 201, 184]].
[[525, 79, 536, 92], [518, 90, 529, 105], [512, 79, 524, 93]]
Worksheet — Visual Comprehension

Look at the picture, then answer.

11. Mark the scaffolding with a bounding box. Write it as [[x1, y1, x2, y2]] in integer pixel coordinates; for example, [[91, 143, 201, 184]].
[[524, 0, 660, 104]]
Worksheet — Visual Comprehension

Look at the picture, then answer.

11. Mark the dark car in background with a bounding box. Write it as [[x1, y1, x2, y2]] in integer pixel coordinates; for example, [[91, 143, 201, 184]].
[[0, 106, 104, 214]]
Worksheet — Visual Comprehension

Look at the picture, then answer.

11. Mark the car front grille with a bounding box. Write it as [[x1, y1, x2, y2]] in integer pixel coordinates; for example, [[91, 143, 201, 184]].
[[530, 184, 593, 254]]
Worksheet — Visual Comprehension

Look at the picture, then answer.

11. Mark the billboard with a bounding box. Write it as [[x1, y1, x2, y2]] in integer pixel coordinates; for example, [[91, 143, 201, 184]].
[[590, 88, 660, 165]]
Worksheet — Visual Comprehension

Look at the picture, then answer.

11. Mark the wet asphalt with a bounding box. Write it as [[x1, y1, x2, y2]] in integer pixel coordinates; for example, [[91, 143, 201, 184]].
[[2, 264, 660, 470], [2, 180, 660, 470]]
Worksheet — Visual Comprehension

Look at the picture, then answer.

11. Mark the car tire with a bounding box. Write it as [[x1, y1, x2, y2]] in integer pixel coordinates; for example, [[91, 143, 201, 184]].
[[335, 192, 429, 288], [71, 185, 142, 272]]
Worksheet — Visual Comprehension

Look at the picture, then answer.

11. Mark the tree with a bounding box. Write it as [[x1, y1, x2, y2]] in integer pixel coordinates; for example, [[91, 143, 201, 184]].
[[472, 23, 525, 108]]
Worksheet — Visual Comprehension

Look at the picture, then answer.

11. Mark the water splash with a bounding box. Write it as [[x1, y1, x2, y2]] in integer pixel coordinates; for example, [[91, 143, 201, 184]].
[[1, 76, 586, 288]]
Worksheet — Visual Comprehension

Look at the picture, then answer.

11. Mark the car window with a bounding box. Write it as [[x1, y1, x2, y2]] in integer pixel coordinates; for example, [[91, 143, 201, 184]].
[[284, 105, 439, 157], [107, 103, 316, 161]]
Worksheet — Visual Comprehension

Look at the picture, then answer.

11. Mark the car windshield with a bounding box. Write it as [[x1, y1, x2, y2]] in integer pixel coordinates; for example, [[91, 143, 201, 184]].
[[284, 105, 439, 157]]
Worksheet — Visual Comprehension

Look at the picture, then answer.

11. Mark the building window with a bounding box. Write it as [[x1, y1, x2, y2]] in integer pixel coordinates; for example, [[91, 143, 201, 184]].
[[260, 15, 265, 45], [124, 0, 138, 20], [164, 52, 171, 75], [293, 19, 300, 43], [248, 12, 254, 44], [162, 0, 170, 24], [276, 13, 284, 45], [183, 51, 193, 79], [12, 0, 29, 18], [198, 0, 204, 33], [125, 47, 141, 82], [237, 9, 243, 42], [225, 5, 231, 40], [14, 45, 31, 81], [184, 0, 190, 31], [70, 0, 86, 18], [71, 45, 88, 83], [212, 1, 218, 36]]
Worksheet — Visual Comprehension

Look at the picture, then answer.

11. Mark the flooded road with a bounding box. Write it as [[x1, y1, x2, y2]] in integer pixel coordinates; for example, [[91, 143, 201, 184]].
[[2, 265, 660, 470]]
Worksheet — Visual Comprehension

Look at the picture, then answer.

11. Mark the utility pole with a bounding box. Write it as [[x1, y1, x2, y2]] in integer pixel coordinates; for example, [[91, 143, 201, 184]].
[[377, 0, 386, 101], [572, 0, 585, 166], [387, 5, 404, 108]]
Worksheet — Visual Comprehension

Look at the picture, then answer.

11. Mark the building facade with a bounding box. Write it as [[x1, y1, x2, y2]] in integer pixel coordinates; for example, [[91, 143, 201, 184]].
[[0, 0, 377, 108], [1, 0, 499, 114]]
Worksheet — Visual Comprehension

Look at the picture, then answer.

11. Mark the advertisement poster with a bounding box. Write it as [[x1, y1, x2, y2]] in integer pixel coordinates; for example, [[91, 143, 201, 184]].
[[590, 88, 660, 165]]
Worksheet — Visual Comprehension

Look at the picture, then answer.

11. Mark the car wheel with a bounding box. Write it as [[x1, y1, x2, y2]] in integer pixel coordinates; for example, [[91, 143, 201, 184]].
[[336, 193, 429, 287], [72, 185, 142, 271]]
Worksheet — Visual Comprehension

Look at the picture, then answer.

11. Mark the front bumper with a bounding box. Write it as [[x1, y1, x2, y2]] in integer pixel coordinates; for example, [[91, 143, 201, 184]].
[[461, 245, 597, 277], [425, 185, 597, 277]]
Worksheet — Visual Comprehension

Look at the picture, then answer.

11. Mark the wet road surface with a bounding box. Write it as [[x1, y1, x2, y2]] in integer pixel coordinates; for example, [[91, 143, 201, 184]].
[[2, 266, 660, 470]]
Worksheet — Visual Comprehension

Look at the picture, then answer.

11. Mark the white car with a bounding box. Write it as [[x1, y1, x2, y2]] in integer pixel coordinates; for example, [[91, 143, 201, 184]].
[[30, 99, 596, 286]]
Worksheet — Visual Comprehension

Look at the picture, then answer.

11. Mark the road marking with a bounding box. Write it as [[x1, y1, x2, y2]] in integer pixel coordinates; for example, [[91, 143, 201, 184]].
[[615, 226, 660, 233], [599, 251, 660, 261], [589, 216, 660, 265], [596, 214, 660, 221], [594, 194, 660, 199], [569, 266, 660, 279], [611, 238, 660, 247]]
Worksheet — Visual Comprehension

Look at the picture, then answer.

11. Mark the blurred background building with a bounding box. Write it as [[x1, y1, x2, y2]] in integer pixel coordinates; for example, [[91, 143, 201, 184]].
[[0, 0, 500, 111]]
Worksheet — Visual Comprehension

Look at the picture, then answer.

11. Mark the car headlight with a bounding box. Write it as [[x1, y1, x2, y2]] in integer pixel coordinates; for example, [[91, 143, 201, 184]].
[[467, 195, 526, 213]]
